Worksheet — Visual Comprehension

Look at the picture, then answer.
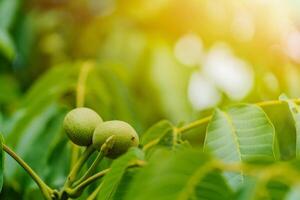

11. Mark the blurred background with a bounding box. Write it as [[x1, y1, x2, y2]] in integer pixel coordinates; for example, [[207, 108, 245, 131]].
[[1, 0, 300, 199]]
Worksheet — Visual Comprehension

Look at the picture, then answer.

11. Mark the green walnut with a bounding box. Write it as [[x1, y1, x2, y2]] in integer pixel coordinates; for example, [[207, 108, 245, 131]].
[[92, 120, 139, 158], [63, 107, 103, 146]]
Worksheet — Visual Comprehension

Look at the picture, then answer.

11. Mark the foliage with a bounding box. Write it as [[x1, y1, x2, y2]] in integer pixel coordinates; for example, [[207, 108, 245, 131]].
[[1, 63, 300, 199], [1, 0, 300, 200]]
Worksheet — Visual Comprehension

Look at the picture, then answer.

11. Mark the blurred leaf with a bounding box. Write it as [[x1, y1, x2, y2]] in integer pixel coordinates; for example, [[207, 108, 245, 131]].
[[0, 0, 20, 29], [112, 168, 141, 200], [5, 104, 67, 192], [0, 74, 20, 105], [0, 133, 4, 192], [141, 120, 173, 146], [142, 120, 178, 156], [24, 185, 43, 200], [95, 65, 142, 131], [7, 65, 77, 147], [21, 64, 78, 107], [262, 102, 295, 160], [204, 105, 275, 188], [124, 148, 227, 200], [150, 45, 192, 123], [236, 177, 289, 200], [193, 170, 233, 200], [13, 14, 36, 69], [181, 122, 207, 146], [85, 69, 112, 119], [280, 94, 300, 158], [0, 29, 15, 60], [235, 177, 258, 200], [97, 148, 144, 200], [286, 185, 300, 200], [267, 180, 290, 200], [44, 129, 69, 187]]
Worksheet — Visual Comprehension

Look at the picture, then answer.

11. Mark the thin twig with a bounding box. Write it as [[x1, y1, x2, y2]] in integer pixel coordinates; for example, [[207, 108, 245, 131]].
[[74, 151, 104, 187], [178, 98, 300, 134], [74, 136, 115, 186], [64, 145, 95, 187], [3, 144, 54, 200], [67, 160, 146, 198], [72, 169, 110, 194]]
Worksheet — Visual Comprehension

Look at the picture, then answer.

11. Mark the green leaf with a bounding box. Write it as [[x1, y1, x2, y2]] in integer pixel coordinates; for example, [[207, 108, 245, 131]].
[[279, 94, 300, 157], [0, 0, 19, 60], [151, 45, 192, 122], [0, 29, 15, 60], [263, 101, 295, 160], [141, 120, 177, 155], [141, 120, 173, 146], [0, 0, 20, 29], [5, 104, 68, 190], [237, 178, 290, 200], [95, 65, 142, 131], [193, 170, 233, 200], [24, 185, 43, 200], [125, 149, 229, 200], [112, 168, 141, 200], [204, 105, 275, 188], [21, 64, 78, 107], [7, 65, 77, 147], [181, 121, 207, 146], [235, 177, 258, 200], [0, 133, 4, 192], [97, 148, 144, 200], [266, 180, 289, 200]]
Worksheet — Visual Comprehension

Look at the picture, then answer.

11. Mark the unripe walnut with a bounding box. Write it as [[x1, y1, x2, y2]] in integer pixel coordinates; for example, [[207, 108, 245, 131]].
[[92, 120, 139, 158], [63, 107, 103, 146]]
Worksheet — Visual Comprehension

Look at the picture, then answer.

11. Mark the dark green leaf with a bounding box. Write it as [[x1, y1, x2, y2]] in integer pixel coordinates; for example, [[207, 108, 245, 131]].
[[0, 0, 20, 29], [97, 148, 144, 200], [112, 168, 141, 200], [280, 94, 300, 158], [141, 120, 177, 154], [0, 29, 15, 60], [125, 149, 225, 200], [0, 133, 4, 192], [193, 170, 233, 200], [141, 120, 173, 146], [266, 180, 289, 200]]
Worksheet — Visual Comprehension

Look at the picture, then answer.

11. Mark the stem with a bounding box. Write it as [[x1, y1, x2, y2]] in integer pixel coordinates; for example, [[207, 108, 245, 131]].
[[74, 151, 104, 186], [3, 144, 54, 200], [70, 145, 80, 170], [178, 98, 300, 134], [74, 136, 115, 186], [70, 169, 110, 196], [64, 145, 95, 187], [71, 61, 94, 168], [76, 61, 93, 108], [67, 160, 146, 198], [178, 116, 212, 134], [142, 138, 160, 151]]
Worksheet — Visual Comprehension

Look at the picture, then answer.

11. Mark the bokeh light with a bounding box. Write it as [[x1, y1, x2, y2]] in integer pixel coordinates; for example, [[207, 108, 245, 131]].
[[203, 43, 254, 101], [1, 0, 300, 125], [188, 72, 221, 110], [174, 33, 203, 67]]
